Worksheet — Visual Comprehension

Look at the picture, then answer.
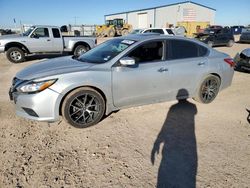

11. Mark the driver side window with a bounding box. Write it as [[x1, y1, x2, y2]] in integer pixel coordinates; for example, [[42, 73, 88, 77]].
[[33, 28, 49, 37], [128, 41, 164, 63]]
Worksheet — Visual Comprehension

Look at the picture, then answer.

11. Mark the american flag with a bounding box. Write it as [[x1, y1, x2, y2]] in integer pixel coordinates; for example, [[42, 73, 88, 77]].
[[183, 8, 196, 21]]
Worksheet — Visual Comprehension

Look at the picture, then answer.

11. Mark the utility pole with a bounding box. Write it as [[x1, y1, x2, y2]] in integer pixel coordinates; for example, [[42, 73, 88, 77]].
[[73, 16, 79, 25], [13, 18, 17, 30]]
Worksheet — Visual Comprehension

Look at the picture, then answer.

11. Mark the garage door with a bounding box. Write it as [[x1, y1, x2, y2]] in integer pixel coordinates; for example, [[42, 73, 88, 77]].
[[138, 13, 148, 28]]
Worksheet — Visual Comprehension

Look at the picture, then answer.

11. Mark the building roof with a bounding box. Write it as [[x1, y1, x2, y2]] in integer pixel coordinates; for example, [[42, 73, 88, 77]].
[[105, 1, 216, 17]]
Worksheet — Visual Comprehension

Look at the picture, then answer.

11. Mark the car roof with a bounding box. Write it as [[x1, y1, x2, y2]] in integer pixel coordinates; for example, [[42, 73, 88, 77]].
[[31, 25, 59, 28], [118, 34, 210, 48], [121, 33, 190, 41]]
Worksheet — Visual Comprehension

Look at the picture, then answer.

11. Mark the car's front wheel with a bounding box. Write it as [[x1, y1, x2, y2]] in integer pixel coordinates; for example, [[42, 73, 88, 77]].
[[6, 47, 25, 63], [194, 75, 221, 104], [62, 87, 105, 128]]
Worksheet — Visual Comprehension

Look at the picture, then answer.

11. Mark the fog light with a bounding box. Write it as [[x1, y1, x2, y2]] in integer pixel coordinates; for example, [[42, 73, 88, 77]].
[[22, 107, 39, 117]]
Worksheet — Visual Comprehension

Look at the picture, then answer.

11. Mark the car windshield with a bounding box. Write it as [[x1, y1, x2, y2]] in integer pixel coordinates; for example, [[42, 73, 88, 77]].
[[23, 26, 35, 36], [78, 38, 136, 64]]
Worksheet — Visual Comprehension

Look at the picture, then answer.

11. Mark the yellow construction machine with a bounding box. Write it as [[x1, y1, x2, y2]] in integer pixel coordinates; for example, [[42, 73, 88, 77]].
[[96, 19, 132, 37]]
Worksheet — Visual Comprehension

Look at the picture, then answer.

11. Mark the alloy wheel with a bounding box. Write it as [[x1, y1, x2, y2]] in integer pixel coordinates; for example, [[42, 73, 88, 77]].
[[10, 51, 22, 61], [200, 77, 220, 103]]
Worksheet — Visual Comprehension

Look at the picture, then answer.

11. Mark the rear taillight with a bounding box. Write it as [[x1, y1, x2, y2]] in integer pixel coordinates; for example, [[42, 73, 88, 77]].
[[224, 58, 235, 67]]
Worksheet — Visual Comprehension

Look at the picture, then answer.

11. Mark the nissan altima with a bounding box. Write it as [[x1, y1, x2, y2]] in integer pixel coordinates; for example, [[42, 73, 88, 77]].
[[9, 34, 235, 128]]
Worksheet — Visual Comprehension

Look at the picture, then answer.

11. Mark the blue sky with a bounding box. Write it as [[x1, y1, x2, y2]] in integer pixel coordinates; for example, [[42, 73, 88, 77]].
[[0, 0, 249, 28]]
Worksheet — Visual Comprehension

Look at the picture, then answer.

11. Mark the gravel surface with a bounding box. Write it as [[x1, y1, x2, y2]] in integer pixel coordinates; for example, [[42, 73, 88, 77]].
[[0, 38, 250, 188]]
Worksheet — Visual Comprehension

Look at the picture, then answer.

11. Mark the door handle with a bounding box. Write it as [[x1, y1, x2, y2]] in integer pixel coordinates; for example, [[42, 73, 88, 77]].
[[158, 67, 168, 72], [47, 39, 51, 41], [198, 62, 205, 66]]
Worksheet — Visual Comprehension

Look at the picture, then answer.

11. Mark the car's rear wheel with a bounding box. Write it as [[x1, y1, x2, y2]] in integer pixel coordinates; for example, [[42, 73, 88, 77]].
[[227, 40, 234, 47], [194, 75, 221, 104], [62, 87, 105, 128], [6, 47, 25, 63], [73, 45, 88, 57]]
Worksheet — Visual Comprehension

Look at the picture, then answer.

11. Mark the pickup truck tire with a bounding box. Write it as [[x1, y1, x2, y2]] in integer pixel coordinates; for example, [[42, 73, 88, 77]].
[[73, 45, 89, 57], [62, 87, 105, 128], [108, 30, 115, 37], [6, 47, 25, 63], [122, 29, 129, 36]]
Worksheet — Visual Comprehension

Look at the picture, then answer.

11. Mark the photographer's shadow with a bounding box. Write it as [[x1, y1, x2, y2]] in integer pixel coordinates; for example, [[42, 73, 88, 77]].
[[151, 89, 198, 188]]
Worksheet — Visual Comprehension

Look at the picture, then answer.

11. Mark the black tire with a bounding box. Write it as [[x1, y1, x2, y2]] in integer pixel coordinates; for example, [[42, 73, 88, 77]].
[[108, 30, 115, 37], [194, 75, 221, 104], [73, 45, 88, 57], [6, 47, 25, 63], [122, 29, 129, 36], [207, 41, 213, 48], [227, 40, 234, 47], [62, 87, 105, 128]]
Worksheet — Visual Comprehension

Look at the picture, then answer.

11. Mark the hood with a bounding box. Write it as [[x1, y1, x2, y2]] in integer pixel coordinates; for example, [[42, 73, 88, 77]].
[[0, 34, 24, 40], [16, 56, 94, 80]]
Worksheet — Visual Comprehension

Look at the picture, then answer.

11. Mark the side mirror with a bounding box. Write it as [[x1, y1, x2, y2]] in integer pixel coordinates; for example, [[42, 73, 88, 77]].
[[119, 57, 135, 66]]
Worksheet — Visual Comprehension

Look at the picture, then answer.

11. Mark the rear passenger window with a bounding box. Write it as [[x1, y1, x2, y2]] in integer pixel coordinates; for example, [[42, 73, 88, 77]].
[[52, 28, 61, 38], [128, 41, 163, 63], [168, 40, 206, 60], [199, 45, 208, 56]]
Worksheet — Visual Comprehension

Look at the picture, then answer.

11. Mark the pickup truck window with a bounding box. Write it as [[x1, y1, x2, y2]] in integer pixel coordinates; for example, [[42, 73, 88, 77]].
[[166, 29, 174, 35], [33, 28, 49, 37], [23, 26, 35, 36], [151, 29, 164, 34], [79, 39, 136, 64], [52, 28, 61, 38]]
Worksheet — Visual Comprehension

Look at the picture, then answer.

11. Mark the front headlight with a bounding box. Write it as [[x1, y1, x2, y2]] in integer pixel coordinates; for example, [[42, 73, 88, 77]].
[[200, 37, 207, 41], [17, 79, 57, 93]]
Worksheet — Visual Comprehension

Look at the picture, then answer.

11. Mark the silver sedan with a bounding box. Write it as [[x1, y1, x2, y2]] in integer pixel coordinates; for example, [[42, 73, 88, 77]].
[[9, 34, 235, 128]]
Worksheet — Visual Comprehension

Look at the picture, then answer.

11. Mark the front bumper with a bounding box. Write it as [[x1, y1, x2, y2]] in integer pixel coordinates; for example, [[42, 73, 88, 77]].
[[0, 46, 5, 53], [9, 88, 61, 122], [236, 61, 250, 71]]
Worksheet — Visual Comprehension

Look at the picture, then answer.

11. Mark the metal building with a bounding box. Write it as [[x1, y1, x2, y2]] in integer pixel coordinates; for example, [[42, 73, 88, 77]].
[[105, 1, 216, 35]]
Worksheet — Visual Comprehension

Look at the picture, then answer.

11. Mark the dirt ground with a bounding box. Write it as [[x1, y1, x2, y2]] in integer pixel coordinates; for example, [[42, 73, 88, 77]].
[[0, 38, 250, 188]]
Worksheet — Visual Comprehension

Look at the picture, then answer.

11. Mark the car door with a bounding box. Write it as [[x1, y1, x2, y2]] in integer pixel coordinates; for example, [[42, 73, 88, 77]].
[[26, 27, 54, 52], [165, 39, 209, 99], [112, 40, 171, 108], [214, 29, 228, 45]]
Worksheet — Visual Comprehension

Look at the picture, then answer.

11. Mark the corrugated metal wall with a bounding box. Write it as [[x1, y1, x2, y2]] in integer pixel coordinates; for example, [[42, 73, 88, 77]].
[[105, 2, 215, 30]]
